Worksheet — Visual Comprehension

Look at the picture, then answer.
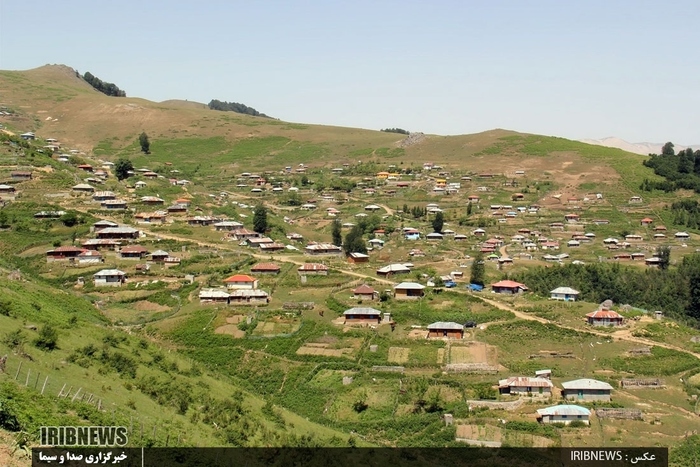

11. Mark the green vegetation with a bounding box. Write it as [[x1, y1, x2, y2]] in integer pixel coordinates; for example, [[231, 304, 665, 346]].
[[139, 132, 150, 154], [380, 128, 409, 135], [208, 99, 271, 118], [82, 71, 126, 97]]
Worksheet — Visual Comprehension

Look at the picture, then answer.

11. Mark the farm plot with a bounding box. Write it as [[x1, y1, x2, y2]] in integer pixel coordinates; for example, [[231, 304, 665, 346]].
[[214, 315, 246, 338], [450, 342, 495, 364], [388, 347, 410, 364]]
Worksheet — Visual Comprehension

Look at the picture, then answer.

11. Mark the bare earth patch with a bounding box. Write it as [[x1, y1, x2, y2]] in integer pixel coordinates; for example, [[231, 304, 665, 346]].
[[296, 344, 353, 357], [450, 342, 489, 364], [408, 329, 428, 339]]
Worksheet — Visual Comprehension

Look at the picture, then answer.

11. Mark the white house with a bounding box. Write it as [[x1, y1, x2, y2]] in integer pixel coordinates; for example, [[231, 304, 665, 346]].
[[537, 405, 591, 425], [93, 269, 126, 287], [550, 287, 580, 302]]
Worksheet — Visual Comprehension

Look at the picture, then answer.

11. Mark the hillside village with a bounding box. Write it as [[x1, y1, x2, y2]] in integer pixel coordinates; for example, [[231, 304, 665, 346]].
[[0, 66, 699, 461]]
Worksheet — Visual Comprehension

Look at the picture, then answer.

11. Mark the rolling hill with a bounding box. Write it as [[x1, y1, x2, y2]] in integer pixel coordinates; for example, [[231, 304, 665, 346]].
[[1, 64, 699, 465]]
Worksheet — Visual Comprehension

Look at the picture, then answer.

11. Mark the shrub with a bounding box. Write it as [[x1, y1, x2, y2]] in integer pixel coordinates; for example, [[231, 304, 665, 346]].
[[34, 325, 58, 351]]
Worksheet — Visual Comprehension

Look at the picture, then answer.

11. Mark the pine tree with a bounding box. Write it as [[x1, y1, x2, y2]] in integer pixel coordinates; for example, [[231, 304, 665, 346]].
[[331, 219, 342, 247], [470, 251, 486, 286], [253, 205, 268, 233], [139, 132, 150, 154]]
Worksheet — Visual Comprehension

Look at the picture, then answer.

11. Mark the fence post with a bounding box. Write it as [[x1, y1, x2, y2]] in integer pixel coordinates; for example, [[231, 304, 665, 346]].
[[25, 368, 30, 387], [58, 383, 66, 398], [71, 388, 82, 403], [34, 372, 40, 390], [14, 361, 22, 381], [41, 376, 49, 395]]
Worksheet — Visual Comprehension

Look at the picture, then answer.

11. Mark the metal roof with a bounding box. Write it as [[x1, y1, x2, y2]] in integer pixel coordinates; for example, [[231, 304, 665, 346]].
[[93, 269, 126, 276], [536, 405, 591, 417], [343, 307, 382, 316], [561, 378, 614, 391], [550, 287, 580, 295], [499, 377, 553, 388], [427, 322, 464, 330], [394, 282, 425, 290]]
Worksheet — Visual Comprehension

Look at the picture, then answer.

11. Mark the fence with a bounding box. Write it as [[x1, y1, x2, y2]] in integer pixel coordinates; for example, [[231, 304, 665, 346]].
[[620, 378, 665, 389], [444, 363, 499, 374], [0, 354, 187, 446], [596, 408, 643, 420]]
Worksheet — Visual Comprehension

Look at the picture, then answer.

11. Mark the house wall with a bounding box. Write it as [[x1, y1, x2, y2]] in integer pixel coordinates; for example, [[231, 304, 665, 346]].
[[508, 386, 551, 397], [427, 330, 463, 339], [551, 293, 577, 301], [588, 318, 623, 327], [564, 390, 611, 402], [354, 293, 376, 300], [394, 290, 422, 300], [226, 282, 257, 290], [94, 277, 123, 287], [541, 414, 589, 425]]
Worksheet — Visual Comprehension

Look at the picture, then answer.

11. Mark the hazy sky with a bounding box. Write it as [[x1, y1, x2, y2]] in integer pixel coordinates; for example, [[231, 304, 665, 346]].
[[1, 1, 698, 143]]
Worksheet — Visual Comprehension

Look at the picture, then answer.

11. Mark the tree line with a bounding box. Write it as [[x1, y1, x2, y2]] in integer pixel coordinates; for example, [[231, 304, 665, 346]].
[[81, 72, 126, 97], [381, 128, 409, 135], [512, 255, 700, 325], [641, 142, 700, 192], [207, 100, 271, 118]]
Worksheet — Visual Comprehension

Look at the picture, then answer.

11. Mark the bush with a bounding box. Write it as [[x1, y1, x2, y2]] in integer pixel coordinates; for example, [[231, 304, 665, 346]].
[[34, 325, 58, 351]]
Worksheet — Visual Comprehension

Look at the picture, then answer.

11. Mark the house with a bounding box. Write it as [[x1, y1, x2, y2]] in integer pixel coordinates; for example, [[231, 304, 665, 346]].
[[537, 405, 591, 425], [491, 280, 528, 295], [564, 213, 580, 223], [187, 216, 218, 226], [251, 263, 281, 275], [199, 289, 230, 304], [140, 196, 165, 205], [629, 196, 643, 204], [473, 228, 486, 237], [229, 289, 269, 304], [149, 250, 169, 262], [394, 282, 425, 300], [77, 164, 93, 172], [76, 250, 103, 264], [549, 287, 581, 302], [343, 307, 382, 325], [134, 212, 167, 224], [92, 191, 116, 202], [376, 264, 411, 277], [34, 210, 66, 219], [427, 322, 464, 339], [20, 132, 35, 140], [46, 246, 86, 262], [298, 263, 329, 275], [675, 232, 690, 239], [645, 257, 662, 267], [102, 200, 128, 210], [229, 228, 260, 240], [81, 239, 121, 251], [93, 220, 118, 231], [368, 238, 385, 248], [353, 284, 378, 300], [641, 217, 654, 227], [426, 232, 444, 241], [348, 252, 369, 264], [498, 377, 553, 397], [304, 243, 343, 255], [404, 229, 420, 240], [118, 245, 149, 259], [93, 269, 126, 287], [96, 227, 140, 240], [561, 378, 614, 402], [167, 204, 188, 215], [260, 242, 286, 252], [586, 308, 624, 327], [163, 256, 181, 267], [625, 234, 643, 242], [246, 237, 275, 248], [567, 240, 580, 248], [10, 171, 32, 180], [213, 221, 244, 231], [223, 274, 259, 290], [72, 183, 95, 193], [134, 181, 147, 189]]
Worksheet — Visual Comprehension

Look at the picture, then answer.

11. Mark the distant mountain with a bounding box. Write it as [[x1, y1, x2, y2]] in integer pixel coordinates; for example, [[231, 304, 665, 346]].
[[580, 137, 699, 155]]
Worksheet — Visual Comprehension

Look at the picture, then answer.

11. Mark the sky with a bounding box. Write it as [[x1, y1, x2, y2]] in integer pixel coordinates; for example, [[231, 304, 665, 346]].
[[1, 0, 698, 144]]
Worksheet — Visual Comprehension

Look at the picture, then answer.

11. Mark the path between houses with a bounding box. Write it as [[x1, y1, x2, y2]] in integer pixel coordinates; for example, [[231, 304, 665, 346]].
[[479, 297, 700, 360]]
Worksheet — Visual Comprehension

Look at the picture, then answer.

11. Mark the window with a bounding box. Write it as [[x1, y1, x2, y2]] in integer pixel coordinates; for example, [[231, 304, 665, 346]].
[[561, 415, 567, 419]]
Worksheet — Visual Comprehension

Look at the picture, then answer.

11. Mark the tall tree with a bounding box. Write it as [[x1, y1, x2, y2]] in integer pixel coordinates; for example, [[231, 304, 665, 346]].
[[253, 205, 268, 233], [661, 142, 675, 156], [139, 132, 150, 154], [114, 158, 134, 181], [470, 251, 486, 286], [432, 211, 444, 233], [656, 245, 671, 270], [331, 219, 342, 247], [343, 225, 367, 255]]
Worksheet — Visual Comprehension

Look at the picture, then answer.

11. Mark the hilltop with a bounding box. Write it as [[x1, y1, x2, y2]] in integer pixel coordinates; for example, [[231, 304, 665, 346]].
[[0, 64, 699, 464]]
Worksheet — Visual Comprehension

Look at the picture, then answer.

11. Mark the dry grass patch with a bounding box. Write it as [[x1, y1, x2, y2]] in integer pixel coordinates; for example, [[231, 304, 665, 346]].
[[388, 347, 410, 363]]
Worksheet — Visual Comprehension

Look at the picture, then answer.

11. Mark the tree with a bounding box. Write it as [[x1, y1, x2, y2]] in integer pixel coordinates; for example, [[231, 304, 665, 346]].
[[661, 142, 675, 156], [331, 219, 342, 247], [343, 225, 367, 255], [114, 158, 134, 181], [60, 211, 79, 227], [470, 251, 486, 286], [34, 324, 58, 351], [139, 132, 150, 154], [656, 245, 671, 270], [432, 211, 444, 233], [466, 203, 473, 216], [253, 205, 268, 233]]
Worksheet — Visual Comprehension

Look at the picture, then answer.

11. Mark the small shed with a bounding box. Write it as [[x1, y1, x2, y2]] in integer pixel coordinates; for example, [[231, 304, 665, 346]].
[[343, 307, 381, 324], [537, 405, 590, 425]]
